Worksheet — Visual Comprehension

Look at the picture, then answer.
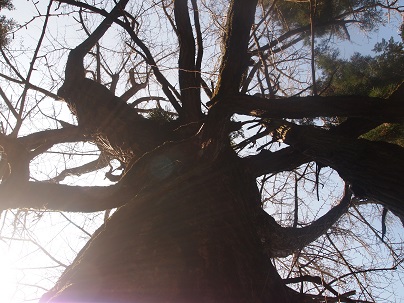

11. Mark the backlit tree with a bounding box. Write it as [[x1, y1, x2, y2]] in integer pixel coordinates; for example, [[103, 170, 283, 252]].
[[0, 1, 403, 302]]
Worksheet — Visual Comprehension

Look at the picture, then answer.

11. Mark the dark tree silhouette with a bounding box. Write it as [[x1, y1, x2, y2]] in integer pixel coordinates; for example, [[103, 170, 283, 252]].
[[0, 1, 403, 302]]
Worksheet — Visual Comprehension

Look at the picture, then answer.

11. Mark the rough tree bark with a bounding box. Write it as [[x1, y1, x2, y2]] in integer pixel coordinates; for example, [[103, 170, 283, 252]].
[[38, 1, 296, 302], [39, 143, 294, 303]]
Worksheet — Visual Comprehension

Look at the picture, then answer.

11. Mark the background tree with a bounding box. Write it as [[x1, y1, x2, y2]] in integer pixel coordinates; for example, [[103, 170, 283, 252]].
[[317, 37, 404, 146], [0, 0, 14, 47], [0, 1, 403, 302], [262, 0, 383, 39]]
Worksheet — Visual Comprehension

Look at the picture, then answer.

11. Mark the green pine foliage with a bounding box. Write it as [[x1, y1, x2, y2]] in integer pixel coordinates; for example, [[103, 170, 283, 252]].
[[0, 0, 13, 9], [0, 0, 14, 48], [261, 0, 382, 40], [362, 123, 404, 147], [317, 38, 404, 147], [318, 38, 404, 97], [146, 107, 176, 124]]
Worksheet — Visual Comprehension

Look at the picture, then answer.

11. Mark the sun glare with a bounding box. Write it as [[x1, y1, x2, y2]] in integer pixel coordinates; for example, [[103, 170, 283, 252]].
[[0, 245, 18, 303]]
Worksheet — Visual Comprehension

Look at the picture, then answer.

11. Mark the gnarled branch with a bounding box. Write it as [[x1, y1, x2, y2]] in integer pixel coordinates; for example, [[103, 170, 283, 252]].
[[257, 186, 352, 258], [270, 120, 404, 222], [0, 181, 127, 212], [227, 92, 404, 122], [213, 0, 258, 98], [174, 0, 201, 121]]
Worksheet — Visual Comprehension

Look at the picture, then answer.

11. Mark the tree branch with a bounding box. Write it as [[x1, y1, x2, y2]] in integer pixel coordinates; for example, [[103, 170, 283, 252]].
[[270, 121, 404, 222], [191, 0, 203, 98], [198, 0, 258, 160], [174, 0, 201, 121], [243, 147, 310, 178], [18, 127, 90, 151], [11, 1, 53, 137], [0, 181, 127, 212], [0, 85, 18, 118], [243, 116, 383, 179], [227, 93, 404, 122], [213, 0, 258, 98], [57, 0, 183, 114], [0, 133, 30, 182], [257, 185, 352, 257], [55, 2, 171, 162], [0, 72, 61, 100], [48, 152, 109, 183], [119, 68, 148, 102], [284, 274, 357, 302], [122, 23, 182, 113], [58, 0, 129, 84]]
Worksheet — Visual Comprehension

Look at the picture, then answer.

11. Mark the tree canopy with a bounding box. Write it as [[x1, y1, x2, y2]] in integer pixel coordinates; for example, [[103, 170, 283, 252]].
[[318, 37, 404, 96], [317, 37, 404, 146], [0, 1, 404, 302], [0, 0, 13, 47]]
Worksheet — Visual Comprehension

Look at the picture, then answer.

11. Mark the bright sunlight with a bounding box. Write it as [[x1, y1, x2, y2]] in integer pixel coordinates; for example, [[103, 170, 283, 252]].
[[0, 243, 18, 302]]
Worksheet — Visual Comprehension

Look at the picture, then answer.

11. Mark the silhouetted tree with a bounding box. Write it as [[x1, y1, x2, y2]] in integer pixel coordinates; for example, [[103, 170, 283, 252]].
[[0, 1, 403, 302]]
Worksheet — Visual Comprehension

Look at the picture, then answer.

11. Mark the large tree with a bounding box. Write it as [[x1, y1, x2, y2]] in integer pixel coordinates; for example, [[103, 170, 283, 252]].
[[0, 0, 403, 302]]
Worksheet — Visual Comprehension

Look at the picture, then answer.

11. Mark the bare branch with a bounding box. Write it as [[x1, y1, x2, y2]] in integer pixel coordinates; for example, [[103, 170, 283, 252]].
[[243, 147, 310, 178], [11, 2, 53, 137], [57, 0, 183, 113], [0, 133, 30, 182], [18, 127, 90, 152], [119, 68, 148, 102], [213, 0, 258, 98], [162, 1, 178, 36], [122, 24, 182, 113], [0, 181, 127, 212], [0, 85, 18, 118], [48, 152, 109, 183], [257, 185, 352, 257], [174, 0, 201, 121], [58, 0, 129, 84], [270, 120, 404, 222], [191, 0, 203, 98], [0, 72, 61, 100], [227, 93, 404, 122]]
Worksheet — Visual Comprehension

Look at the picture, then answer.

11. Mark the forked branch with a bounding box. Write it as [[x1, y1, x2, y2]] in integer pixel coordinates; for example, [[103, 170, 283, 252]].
[[174, 0, 202, 121]]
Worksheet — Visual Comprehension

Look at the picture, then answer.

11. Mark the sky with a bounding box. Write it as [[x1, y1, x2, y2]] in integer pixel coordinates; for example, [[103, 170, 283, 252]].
[[340, 20, 402, 58]]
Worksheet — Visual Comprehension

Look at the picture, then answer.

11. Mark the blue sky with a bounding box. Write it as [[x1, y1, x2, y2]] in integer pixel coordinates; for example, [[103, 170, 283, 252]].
[[339, 16, 402, 58]]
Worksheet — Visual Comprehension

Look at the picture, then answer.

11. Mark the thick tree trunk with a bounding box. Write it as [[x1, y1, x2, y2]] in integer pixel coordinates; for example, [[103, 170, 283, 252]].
[[40, 148, 294, 303]]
